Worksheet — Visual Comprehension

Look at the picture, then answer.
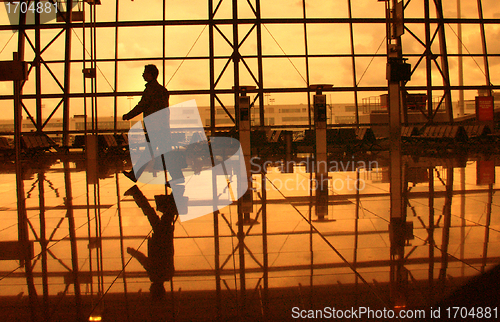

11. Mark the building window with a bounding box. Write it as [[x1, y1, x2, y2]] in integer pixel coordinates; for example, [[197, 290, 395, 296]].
[[282, 116, 309, 122], [281, 108, 301, 113]]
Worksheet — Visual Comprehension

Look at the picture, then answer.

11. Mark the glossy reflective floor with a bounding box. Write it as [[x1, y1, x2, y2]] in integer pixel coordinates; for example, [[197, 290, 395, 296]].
[[1, 149, 500, 321]]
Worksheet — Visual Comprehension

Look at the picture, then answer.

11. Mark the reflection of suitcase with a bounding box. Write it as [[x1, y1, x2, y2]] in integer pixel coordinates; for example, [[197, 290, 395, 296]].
[[151, 149, 187, 182], [169, 149, 188, 169], [152, 150, 187, 169]]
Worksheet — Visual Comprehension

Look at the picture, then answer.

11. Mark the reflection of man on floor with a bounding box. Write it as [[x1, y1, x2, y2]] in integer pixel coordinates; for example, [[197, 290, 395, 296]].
[[125, 185, 176, 300]]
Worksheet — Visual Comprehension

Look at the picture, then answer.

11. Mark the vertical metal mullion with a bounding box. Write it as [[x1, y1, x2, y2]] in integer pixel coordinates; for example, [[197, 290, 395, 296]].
[[232, 2, 246, 312], [302, 0, 312, 129], [14, 17, 37, 315], [209, 3, 221, 318], [113, 0, 120, 132], [232, 0, 240, 123], [95, 183, 104, 298], [93, 4, 98, 135], [354, 169, 360, 306], [65, 161, 82, 320], [163, 0, 166, 86], [15, 19, 26, 157], [38, 171, 49, 321], [83, 2, 88, 135], [435, 0, 453, 123], [438, 168, 453, 285], [63, 0, 73, 146], [459, 168, 465, 277], [115, 175, 131, 321], [347, 0, 359, 125], [209, 1, 216, 135], [90, 3, 94, 133], [261, 171, 269, 318], [89, 3, 95, 134], [256, 0, 265, 128], [85, 174, 94, 298], [424, 0, 433, 123], [457, 0, 464, 116], [35, 0, 42, 132], [14, 9, 34, 315], [481, 184, 493, 274], [477, 0, 492, 95], [308, 170, 314, 309], [213, 184, 221, 319], [428, 167, 435, 303]]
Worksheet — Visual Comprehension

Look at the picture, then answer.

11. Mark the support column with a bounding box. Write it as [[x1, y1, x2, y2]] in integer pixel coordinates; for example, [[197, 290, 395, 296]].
[[386, 0, 405, 220], [311, 85, 330, 221], [236, 86, 252, 315]]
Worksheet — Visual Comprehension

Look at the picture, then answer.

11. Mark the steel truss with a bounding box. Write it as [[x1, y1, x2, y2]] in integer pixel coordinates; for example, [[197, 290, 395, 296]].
[[1, 1, 500, 139]]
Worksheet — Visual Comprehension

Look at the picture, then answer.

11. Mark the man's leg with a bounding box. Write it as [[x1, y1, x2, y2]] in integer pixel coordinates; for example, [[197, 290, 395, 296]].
[[124, 185, 161, 232], [163, 150, 185, 183], [124, 131, 155, 182]]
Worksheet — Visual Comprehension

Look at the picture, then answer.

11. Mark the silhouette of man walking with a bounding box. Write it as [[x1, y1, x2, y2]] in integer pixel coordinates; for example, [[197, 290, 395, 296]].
[[122, 64, 171, 182]]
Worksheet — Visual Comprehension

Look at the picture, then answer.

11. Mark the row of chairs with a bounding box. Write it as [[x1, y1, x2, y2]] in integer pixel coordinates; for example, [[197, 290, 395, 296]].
[[0, 133, 58, 158], [73, 134, 129, 155], [0, 131, 206, 158], [401, 124, 497, 147], [247, 127, 379, 155], [0, 133, 130, 158], [298, 128, 377, 149], [1, 124, 496, 158]]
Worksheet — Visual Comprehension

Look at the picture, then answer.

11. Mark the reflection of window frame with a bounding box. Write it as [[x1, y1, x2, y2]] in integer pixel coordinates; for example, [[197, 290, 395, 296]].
[[334, 116, 355, 124]]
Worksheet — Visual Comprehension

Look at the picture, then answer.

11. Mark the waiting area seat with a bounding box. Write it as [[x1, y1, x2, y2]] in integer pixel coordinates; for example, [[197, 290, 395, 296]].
[[411, 125, 467, 143], [98, 134, 129, 154], [463, 124, 491, 140], [0, 137, 14, 158], [251, 130, 283, 155], [401, 126, 420, 141], [72, 134, 129, 155], [21, 133, 58, 155], [293, 127, 379, 153]]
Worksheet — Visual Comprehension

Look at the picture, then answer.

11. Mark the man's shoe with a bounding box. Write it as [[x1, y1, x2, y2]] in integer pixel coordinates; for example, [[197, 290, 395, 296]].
[[124, 185, 140, 196], [123, 170, 137, 183]]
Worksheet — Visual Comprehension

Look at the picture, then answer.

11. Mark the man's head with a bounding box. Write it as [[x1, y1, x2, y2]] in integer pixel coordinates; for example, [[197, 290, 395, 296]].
[[150, 282, 166, 300], [143, 64, 159, 82]]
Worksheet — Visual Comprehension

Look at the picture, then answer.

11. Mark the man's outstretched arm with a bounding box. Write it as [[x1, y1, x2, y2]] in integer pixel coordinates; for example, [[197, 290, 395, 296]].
[[127, 247, 150, 271], [123, 87, 152, 120], [125, 185, 161, 230]]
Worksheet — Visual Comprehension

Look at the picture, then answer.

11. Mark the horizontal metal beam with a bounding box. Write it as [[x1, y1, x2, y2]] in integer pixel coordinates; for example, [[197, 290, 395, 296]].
[[1, 255, 497, 279], [2, 17, 500, 31], [2, 84, 500, 102]]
